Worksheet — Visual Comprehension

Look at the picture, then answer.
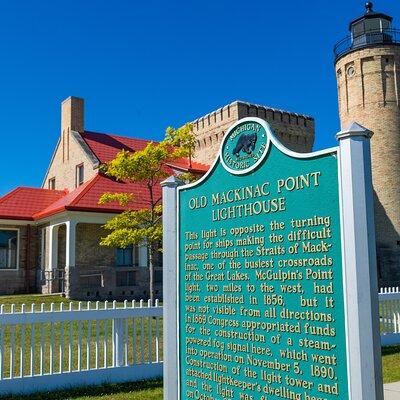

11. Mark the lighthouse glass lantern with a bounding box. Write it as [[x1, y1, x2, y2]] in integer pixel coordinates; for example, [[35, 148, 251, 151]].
[[351, 2, 393, 48]]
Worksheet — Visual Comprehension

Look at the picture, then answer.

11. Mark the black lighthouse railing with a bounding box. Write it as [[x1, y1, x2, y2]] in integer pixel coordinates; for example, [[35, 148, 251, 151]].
[[334, 28, 400, 60]]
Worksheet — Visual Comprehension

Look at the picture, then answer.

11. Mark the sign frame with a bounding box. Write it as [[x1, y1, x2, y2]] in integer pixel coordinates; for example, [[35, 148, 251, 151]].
[[161, 119, 383, 400]]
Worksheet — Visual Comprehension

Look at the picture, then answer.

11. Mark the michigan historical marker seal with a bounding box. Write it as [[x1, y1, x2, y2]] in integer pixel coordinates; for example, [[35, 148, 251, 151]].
[[221, 118, 270, 175]]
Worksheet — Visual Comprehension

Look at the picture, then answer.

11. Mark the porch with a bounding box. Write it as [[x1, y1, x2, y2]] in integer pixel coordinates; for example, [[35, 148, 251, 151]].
[[39, 212, 162, 300]]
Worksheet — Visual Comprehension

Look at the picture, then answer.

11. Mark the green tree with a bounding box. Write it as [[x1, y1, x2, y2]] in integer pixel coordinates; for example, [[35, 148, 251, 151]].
[[99, 125, 195, 303], [165, 123, 196, 167]]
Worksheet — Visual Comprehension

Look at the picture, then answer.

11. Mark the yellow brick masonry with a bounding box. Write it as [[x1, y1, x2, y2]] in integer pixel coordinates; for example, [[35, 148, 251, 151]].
[[42, 97, 97, 191], [336, 46, 400, 284], [191, 100, 315, 165]]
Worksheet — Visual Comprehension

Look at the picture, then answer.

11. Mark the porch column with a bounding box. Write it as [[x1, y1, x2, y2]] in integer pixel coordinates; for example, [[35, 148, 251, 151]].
[[48, 225, 59, 271], [47, 225, 59, 294], [66, 220, 77, 268], [40, 228, 46, 269], [65, 220, 77, 297]]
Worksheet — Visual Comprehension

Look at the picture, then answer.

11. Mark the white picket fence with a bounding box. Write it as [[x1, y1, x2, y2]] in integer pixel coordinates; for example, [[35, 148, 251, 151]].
[[0, 288, 398, 397], [379, 287, 400, 346], [0, 299, 163, 396]]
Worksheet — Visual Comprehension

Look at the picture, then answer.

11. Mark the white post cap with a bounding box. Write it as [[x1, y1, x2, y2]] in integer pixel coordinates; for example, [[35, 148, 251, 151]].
[[161, 175, 185, 188], [336, 122, 373, 140]]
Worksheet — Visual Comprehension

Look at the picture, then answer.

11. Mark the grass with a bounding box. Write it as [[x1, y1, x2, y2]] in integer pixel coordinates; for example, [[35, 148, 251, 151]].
[[0, 293, 146, 311], [2, 379, 163, 400], [382, 345, 400, 383]]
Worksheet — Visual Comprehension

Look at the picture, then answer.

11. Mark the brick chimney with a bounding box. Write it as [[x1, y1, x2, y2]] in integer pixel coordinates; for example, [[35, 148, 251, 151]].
[[61, 96, 84, 134], [60, 96, 84, 162]]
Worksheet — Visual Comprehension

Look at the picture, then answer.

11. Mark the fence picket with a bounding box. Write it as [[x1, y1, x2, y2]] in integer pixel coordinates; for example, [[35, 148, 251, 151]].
[[124, 318, 128, 366], [0, 324, 4, 380], [140, 300, 144, 364], [40, 318, 44, 375], [30, 320, 35, 376], [95, 319, 99, 369], [148, 299, 152, 363], [155, 300, 160, 363], [50, 303, 55, 375], [87, 319, 91, 371], [104, 319, 108, 368], [132, 317, 136, 365], [78, 322, 82, 371], [10, 324, 15, 379]]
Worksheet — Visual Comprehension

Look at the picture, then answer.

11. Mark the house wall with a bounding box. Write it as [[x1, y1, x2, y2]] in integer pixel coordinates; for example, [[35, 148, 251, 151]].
[[66, 223, 162, 300], [42, 133, 97, 191], [42, 97, 97, 192], [0, 224, 39, 295]]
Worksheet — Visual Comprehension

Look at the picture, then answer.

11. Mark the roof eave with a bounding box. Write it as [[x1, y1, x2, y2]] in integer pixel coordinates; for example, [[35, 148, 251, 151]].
[[0, 215, 35, 222]]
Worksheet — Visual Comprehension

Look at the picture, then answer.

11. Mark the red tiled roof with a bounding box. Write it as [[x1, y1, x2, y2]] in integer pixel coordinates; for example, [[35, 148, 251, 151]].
[[0, 131, 210, 221], [80, 131, 209, 173], [166, 158, 209, 174], [81, 131, 153, 163], [0, 187, 67, 220], [33, 173, 161, 219]]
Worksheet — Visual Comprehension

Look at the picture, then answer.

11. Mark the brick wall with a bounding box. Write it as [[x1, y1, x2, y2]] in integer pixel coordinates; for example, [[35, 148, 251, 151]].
[[192, 101, 315, 165], [42, 97, 97, 191], [336, 46, 400, 285], [66, 223, 162, 300]]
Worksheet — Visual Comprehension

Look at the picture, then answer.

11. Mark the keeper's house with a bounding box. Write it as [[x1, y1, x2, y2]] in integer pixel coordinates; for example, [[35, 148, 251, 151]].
[[0, 96, 314, 299], [0, 97, 208, 299]]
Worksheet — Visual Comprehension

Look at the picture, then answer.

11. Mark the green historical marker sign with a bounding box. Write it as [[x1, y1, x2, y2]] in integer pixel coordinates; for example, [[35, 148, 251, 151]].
[[163, 118, 382, 400], [178, 118, 348, 400]]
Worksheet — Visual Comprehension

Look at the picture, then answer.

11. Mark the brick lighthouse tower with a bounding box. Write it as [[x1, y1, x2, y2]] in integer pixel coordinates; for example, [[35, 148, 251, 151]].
[[334, 2, 400, 285]]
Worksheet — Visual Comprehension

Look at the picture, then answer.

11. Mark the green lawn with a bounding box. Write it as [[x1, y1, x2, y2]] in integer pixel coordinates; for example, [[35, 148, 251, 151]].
[[3, 379, 163, 400], [382, 345, 400, 383]]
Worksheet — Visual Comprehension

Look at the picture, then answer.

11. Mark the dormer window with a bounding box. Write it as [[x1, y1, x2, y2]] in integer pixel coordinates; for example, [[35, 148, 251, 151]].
[[76, 164, 84, 187], [48, 177, 56, 190]]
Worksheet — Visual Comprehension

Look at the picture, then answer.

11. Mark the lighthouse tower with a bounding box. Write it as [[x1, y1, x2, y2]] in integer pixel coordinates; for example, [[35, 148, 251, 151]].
[[334, 2, 400, 285]]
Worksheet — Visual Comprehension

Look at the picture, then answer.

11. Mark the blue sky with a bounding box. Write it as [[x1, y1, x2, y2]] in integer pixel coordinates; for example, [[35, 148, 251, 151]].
[[0, 0, 398, 195]]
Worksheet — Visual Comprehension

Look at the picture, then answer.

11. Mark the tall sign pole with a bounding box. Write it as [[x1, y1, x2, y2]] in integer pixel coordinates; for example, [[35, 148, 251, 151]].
[[161, 176, 184, 400], [163, 118, 383, 400], [336, 123, 383, 400]]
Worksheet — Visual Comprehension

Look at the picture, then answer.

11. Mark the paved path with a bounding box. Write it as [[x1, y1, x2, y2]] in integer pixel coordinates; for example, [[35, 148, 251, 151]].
[[384, 382, 400, 399]]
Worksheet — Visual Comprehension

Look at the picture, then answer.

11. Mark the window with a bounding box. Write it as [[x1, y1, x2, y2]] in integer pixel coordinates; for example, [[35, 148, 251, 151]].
[[48, 177, 56, 190], [365, 18, 381, 33], [352, 21, 364, 38], [0, 229, 18, 270], [381, 19, 391, 31], [76, 164, 84, 187], [116, 271, 136, 287], [116, 244, 148, 267], [116, 247, 133, 266]]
